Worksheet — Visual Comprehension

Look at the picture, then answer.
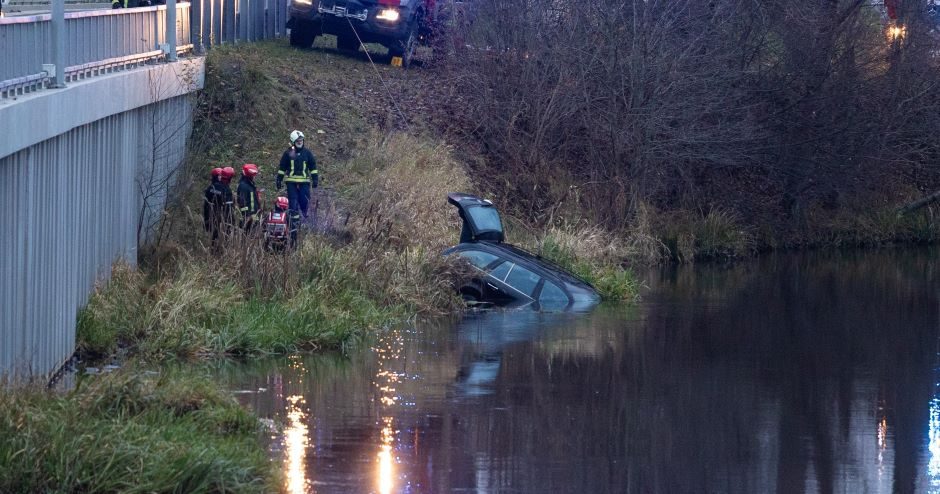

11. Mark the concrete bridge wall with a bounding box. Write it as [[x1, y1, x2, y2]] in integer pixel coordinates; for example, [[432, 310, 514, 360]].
[[0, 58, 204, 380]]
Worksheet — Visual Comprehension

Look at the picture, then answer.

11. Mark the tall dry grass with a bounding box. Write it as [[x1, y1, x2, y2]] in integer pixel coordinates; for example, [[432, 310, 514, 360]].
[[342, 132, 472, 250]]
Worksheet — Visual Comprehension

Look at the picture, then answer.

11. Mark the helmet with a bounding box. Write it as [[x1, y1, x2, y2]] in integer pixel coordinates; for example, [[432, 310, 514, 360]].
[[289, 130, 305, 145], [275, 196, 289, 210], [220, 167, 236, 182], [211, 167, 223, 179], [242, 164, 260, 177]]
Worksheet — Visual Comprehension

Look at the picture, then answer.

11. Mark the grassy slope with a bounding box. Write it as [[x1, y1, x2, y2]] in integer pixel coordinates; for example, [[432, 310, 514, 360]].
[[78, 38, 641, 361]]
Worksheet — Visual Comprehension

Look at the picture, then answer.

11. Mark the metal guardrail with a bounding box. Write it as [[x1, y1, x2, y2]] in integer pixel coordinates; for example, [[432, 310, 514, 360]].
[[0, 43, 194, 98], [0, 4, 191, 89], [0, 0, 285, 99]]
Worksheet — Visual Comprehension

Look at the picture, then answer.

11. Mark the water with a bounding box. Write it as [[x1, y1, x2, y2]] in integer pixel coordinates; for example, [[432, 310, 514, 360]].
[[218, 247, 940, 493]]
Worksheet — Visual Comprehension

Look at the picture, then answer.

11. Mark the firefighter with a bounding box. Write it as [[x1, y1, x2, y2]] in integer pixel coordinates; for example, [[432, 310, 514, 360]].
[[263, 196, 297, 251], [219, 166, 236, 232], [237, 163, 262, 232], [276, 130, 319, 229], [203, 167, 233, 247]]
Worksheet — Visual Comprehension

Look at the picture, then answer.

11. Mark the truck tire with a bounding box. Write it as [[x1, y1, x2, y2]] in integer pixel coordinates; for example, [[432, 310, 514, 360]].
[[336, 34, 360, 52], [290, 21, 316, 48]]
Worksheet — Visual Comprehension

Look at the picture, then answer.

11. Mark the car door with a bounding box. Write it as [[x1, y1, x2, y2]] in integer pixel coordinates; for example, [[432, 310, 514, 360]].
[[455, 249, 511, 302]]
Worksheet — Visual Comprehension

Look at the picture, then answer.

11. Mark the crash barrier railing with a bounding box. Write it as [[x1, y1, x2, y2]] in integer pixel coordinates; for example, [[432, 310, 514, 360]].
[[1, 45, 195, 98], [0, 4, 191, 96], [0, 0, 285, 99], [189, 0, 287, 50]]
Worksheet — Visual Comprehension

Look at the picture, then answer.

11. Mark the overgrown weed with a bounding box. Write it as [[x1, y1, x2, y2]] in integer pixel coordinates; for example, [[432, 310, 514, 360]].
[[0, 369, 274, 493], [527, 222, 643, 301], [659, 208, 757, 262]]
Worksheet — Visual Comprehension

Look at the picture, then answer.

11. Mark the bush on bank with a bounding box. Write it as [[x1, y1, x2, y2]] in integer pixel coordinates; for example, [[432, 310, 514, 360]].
[[0, 370, 275, 493]]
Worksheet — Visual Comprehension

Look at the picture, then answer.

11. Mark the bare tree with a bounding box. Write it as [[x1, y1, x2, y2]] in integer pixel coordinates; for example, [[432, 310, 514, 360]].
[[439, 0, 940, 232]]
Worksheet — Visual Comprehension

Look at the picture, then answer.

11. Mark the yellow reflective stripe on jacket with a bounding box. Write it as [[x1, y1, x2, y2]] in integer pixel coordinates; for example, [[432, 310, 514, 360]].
[[277, 170, 285, 176], [287, 159, 311, 179], [284, 176, 310, 183]]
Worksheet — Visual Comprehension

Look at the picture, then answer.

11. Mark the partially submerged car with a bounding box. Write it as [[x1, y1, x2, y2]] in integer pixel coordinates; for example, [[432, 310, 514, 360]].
[[443, 193, 600, 311]]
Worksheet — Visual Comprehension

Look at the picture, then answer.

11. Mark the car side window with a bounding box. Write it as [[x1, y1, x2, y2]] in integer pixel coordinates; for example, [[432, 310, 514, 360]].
[[458, 250, 499, 269], [504, 264, 540, 297], [538, 281, 569, 306], [488, 262, 512, 282]]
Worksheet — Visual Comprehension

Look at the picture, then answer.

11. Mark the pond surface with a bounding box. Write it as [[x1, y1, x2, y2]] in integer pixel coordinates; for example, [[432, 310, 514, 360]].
[[219, 247, 939, 493]]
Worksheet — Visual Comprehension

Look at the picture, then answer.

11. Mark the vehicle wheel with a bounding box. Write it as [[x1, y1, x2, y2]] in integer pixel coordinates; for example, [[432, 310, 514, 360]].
[[459, 282, 483, 303], [289, 22, 316, 48], [336, 34, 359, 52], [389, 26, 417, 68]]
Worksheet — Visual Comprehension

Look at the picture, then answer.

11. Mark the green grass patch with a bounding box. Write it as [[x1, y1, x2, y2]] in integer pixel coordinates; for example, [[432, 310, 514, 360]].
[[0, 369, 275, 493], [529, 224, 642, 302], [77, 249, 402, 361], [812, 207, 940, 247], [658, 208, 757, 262]]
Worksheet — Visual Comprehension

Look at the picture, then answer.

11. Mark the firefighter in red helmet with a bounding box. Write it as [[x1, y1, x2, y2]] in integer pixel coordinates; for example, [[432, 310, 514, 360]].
[[263, 196, 297, 251], [237, 164, 262, 232], [203, 167, 233, 247]]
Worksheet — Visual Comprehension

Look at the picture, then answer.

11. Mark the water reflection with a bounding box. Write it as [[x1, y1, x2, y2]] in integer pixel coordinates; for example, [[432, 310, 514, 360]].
[[216, 247, 940, 493], [374, 330, 404, 494], [378, 417, 395, 494], [285, 395, 310, 494]]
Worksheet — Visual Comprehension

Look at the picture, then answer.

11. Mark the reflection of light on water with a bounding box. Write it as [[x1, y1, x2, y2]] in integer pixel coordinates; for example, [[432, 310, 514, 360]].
[[378, 417, 396, 494], [374, 332, 404, 494], [930, 397, 940, 487], [877, 415, 887, 476], [285, 395, 310, 494]]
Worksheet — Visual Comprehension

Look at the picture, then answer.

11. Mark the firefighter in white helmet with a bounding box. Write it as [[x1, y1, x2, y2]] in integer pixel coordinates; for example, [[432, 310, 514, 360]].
[[277, 130, 319, 228]]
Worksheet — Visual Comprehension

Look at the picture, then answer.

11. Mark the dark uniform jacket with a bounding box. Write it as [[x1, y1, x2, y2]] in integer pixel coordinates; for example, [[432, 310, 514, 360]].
[[277, 147, 318, 187], [236, 176, 261, 226], [203, 179, 233, 231]]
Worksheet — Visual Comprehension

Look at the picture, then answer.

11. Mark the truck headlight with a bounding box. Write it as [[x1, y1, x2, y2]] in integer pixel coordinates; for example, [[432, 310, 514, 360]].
[[294, 0, 312, 5], [376, 8, 400, 22]]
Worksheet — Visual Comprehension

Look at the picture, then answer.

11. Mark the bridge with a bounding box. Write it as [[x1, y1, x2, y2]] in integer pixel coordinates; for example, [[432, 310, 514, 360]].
[[0, 0, 287, 380]]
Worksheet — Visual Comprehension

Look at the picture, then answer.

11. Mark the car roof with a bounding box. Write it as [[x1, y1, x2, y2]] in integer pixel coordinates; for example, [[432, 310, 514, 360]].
[[447, 241, 597, 292]]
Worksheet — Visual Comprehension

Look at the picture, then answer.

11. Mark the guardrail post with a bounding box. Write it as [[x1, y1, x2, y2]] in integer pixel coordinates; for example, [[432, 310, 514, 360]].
[[50, 0, 66, 87], [167, 0, 178, 61], [192, 0, 204, 53]]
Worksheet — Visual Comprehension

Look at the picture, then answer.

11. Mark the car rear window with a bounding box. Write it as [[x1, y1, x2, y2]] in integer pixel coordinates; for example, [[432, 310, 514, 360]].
[[466, 205, 502, 232]]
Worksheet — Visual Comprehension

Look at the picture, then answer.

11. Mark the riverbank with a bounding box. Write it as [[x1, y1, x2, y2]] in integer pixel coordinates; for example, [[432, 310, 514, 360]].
[[0, 369, 276, 492], [73, 40, 639, 364]]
